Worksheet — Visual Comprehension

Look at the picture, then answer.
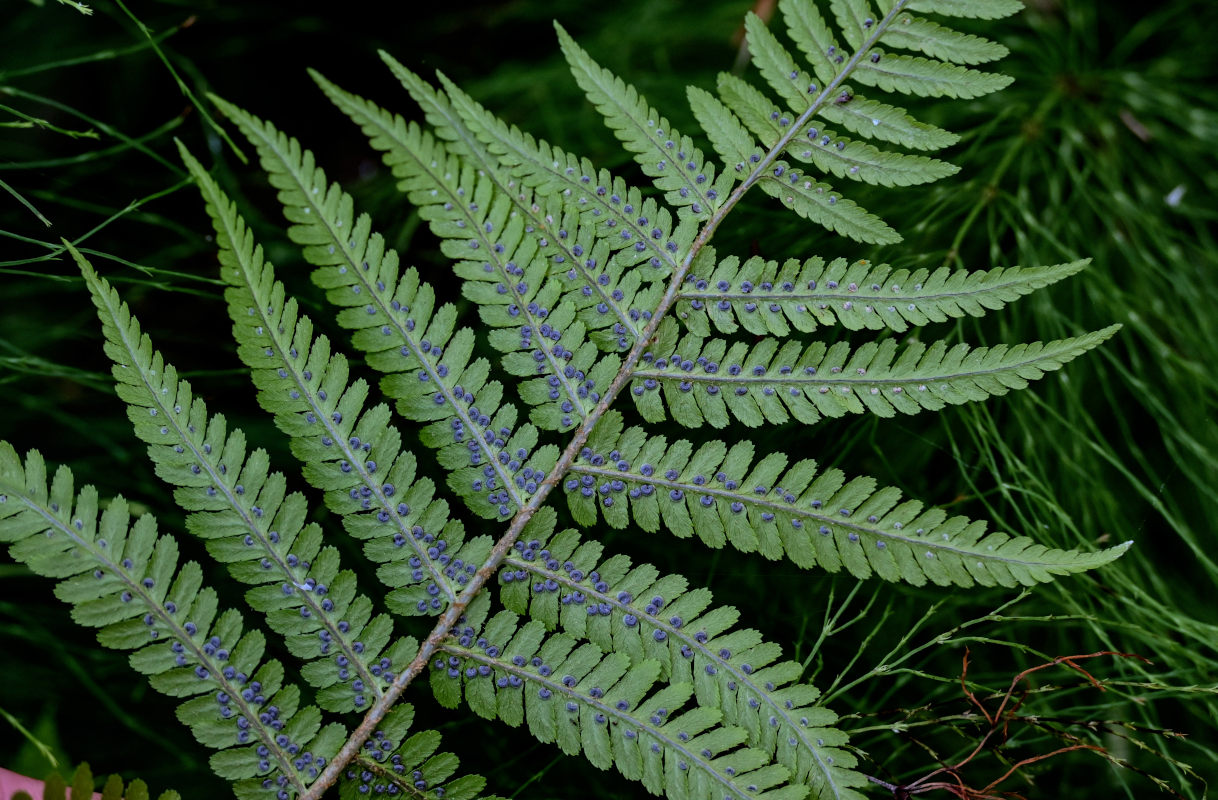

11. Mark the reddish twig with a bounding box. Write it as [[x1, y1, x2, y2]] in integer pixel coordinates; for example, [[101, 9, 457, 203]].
[[883, 649, 1148, 799]]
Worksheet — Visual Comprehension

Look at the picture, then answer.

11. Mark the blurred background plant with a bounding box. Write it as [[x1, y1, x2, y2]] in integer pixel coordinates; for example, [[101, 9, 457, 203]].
[[1, 1, 1214, 798]]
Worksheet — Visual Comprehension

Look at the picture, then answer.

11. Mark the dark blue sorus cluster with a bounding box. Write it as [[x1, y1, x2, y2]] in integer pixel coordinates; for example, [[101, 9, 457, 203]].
[[565, 443, 878, 537], [175, 637, 321, 799], [398, 529, 474, 611], [570, 265, 656, 350], [509, 305, 574, 379], [558, 172, 688, 261], [563, 447, 656, 509], [342, 729, 426, 797], [547, 367, 602, 430], [633, 348, 818, 399], [468, 444, 541, 517], [500, 538, 654, 624], [437, 627, 633, 721], [279, 579, 389, 707]]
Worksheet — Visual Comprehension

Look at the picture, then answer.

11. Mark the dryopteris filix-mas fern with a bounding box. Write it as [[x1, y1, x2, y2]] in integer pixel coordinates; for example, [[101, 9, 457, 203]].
[[0, 1, 1133, 798]]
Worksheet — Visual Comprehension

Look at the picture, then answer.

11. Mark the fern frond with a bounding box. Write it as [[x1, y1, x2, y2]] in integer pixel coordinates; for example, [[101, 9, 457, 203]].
[[630, 322, 1121, 427], [816, 93, 958, 151], [431, 595, 807, 800], [174, 149, 501, 629], [673, 255, 1091, 337], [906, 0, 1025, 21], [715, 73, 958, 187], [877, 12, 1009, 64], [498, 509, 866, 799], [853, 51, 1011, 98], [781, 0, 845, 85], [559, 416, 1131, 587], [759, 162, 900, 244], [554, 23, 734, 222], [745, 11, 824, 112], [363, 55, 655, 353], [336, 705, 504, 800], [375, 57, 696, 284], [305, 73, 636, 437], [208, 98, 558, 522], [0, 444, 346, 800], [76, 245, 416, 712]]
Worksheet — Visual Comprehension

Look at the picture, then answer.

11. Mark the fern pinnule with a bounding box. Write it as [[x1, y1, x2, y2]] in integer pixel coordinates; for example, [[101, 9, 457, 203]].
[[562, 412, 1131, 587], [873, 14, 1009, 64], [904, 0, 1026, 21], [630, 318, 1120, 428], [673, 255, 1091, 337], [554, 22, 734, 222]]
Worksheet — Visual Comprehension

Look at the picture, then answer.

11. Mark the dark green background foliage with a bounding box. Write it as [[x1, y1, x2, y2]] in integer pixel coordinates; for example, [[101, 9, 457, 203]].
[[1, 1, 1215, 798]]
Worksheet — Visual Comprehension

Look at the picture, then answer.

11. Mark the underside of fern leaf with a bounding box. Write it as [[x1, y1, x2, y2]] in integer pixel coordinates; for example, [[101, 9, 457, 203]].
[[0, 2, 1135, 800]]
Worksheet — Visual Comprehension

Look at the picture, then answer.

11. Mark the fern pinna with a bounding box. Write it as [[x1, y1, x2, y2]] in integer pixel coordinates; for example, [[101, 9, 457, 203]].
[[0, 1, 1131, 798]]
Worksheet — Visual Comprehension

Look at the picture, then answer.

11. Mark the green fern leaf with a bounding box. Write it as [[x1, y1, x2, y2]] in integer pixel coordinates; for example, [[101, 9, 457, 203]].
[[758, 163, 900, 244], [674, 256, 1091, 336], [0, 444, 344, 799], [309, 72, 640, 430], [301, 74, 639, 433], [816, 93, 958, 150], [208, 98, 558, 523], [631, 322, 1121, 427], [828, 0, 878, 51], [76, 244, 418, 710], [685, 86, 758, 174], [907, 0, 1025, 21], [431, 595, 808, 800], [781, 0, 845, 85], [174, 145, 501, 628], [335, 705, 504, 800], [716, 73, 958, 187], [559, 424, 1130, 587], [385, 59, 697, 282], [555, 23, 734, 221], [745, 11, 822, 112], [879, 13, 1009, 64], [854, 51, 1012, 98], [499, 509, 867, 799], [360, 55, 654, 353]]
